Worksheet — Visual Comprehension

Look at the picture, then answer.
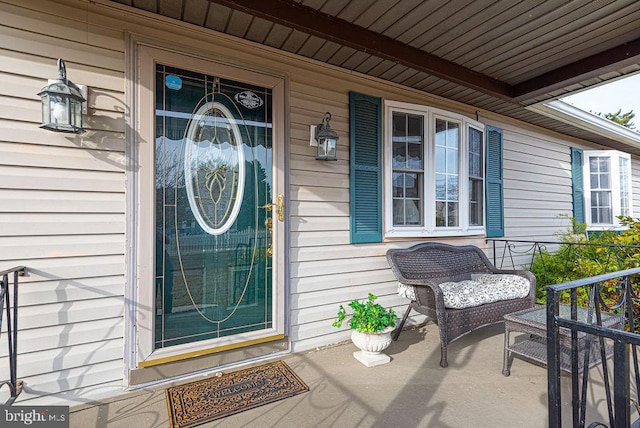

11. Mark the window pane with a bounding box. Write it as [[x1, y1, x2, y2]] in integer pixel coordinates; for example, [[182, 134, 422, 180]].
[[392, 172, 422, 226], [435, 174, 446, 199], [469, 178, 483, 226], [408, 115, 422, 139], [593, 207, 612, 224], [590, 157, 600, 188], [407, 142, 422, 169], [447, 202, 459, 227], [469, 152, 479, 177], [435, 119, 446, 141], [392, 112, 423, 170], [468, 128, 483, 179], [435, 118, 460, 229], [436, 146, 446, 172], [446, 124, 459, 148], [468, 127, 483, 227], [392, 172, 404, 197], [435, 119, 460, 150], [392, 111, 424, 228], [591, 190, 612, 224], [589, 156, 611, 190], [393, 198, 421, 225], [436, 201, 445, 227], [393, 114, 406, 138], [392, 142, 406, 168], [447, 150, 458, 174], [393, 199, 404, 225], [404, 173, 420, 198], [447, 176, 458, 200], [600, 170, 610, 188], [404, 200, 421, 225]]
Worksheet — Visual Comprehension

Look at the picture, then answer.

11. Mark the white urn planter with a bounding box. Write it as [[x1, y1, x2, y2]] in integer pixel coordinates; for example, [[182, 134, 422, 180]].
[[351, 326, 394, 367]]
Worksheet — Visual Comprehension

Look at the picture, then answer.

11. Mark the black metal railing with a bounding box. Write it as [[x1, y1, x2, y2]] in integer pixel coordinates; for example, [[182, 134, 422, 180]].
[[546, 268, 640, 428], [486, 239, 640, 289], [0, 266, 25, 405]]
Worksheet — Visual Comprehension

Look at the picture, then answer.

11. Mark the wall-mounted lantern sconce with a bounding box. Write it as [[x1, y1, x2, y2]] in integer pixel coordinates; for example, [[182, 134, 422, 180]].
[[314, 112, 338, 161], [38, 59, 86, 133]]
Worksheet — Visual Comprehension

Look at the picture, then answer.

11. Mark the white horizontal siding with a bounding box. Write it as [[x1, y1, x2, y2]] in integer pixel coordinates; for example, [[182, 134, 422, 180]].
[[0, 165, 123, 192], [0, 213, 124, 236], [0, 141, 126, 172], [0, 0, 126, 407], [8, 296, 124, 330], [16, 275, 125, 307], [0, 0, 124, 52], [291, 270, 397, 295], [291, 256, 390, 278], [495, 122, 576, 246], [290, 200, 349, 217], [0, 317, 123, 357], [290, 231, 350, 247], [0, 23, 123, 71], [2, 339, 123, 378], [0, 189, 124, 213], [0, 235, 123, 260], [0, 360, 125, 406], [0, 119, 126, 152]]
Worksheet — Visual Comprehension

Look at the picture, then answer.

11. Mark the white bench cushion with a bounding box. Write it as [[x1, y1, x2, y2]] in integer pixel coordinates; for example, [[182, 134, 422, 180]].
[[397, 274, 530, 309], [397, 282, 416, 300], [439, 274, 530, 309]]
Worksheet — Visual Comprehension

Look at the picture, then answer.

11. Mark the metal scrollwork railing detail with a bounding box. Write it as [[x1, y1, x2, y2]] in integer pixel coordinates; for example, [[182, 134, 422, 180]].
[[546, 269, 640, 428]]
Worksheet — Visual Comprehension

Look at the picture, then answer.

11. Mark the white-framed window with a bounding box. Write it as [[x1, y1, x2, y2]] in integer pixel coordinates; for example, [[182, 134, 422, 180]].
[[384, 101, 485, 237], [583, 150, 632, 230]]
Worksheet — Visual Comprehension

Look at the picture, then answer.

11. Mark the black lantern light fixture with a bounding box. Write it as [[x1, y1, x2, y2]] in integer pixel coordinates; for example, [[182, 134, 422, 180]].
[[38, 59, 86, 133], [315, 112, 338, 161]]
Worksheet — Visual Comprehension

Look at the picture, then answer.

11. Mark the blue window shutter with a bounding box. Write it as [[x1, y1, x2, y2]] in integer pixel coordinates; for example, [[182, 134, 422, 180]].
[[571, 147, 585, 227], [485, 126, 504, 238], [350, 92, 382, 244]]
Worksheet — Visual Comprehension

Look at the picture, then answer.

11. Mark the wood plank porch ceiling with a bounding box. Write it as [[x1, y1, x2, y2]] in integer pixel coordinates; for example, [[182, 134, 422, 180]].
[[113, 0, 640, 151]]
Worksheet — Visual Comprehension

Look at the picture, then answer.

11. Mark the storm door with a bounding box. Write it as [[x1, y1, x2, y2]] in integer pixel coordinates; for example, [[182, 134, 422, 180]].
[[140, 56, 285, 364]]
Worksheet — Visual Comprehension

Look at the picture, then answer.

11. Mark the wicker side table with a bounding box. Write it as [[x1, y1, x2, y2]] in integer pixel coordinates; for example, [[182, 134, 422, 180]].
[[502, 305, 622, 376]]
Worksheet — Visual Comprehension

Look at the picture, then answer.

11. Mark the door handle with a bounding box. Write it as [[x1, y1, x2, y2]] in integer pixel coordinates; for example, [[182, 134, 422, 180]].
[[260, 194, 284, 222]]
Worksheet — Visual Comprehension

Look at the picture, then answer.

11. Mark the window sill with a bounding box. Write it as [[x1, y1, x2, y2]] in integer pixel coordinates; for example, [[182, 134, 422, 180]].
[[385, 228, 486, 238]]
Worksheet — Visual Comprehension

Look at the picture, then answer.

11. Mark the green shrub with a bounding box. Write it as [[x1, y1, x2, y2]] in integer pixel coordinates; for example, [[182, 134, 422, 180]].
[[531, 216, 640, 307]]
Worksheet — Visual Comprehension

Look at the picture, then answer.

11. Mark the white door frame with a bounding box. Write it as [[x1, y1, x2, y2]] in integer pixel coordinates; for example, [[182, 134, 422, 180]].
[[127, 42, 286, 371]]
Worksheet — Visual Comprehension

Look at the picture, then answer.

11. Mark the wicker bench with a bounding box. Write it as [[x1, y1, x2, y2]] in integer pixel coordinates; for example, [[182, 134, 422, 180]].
[[386, 242, 536, 367]]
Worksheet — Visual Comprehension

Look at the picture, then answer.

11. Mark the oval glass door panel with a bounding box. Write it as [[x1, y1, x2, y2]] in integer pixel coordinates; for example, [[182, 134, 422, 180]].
[[155, 65, 273, 350], [184, 102, 245, 235]]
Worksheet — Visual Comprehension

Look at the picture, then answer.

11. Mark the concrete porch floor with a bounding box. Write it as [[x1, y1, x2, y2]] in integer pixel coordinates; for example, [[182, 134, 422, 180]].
[[69, 323, 615, 427]]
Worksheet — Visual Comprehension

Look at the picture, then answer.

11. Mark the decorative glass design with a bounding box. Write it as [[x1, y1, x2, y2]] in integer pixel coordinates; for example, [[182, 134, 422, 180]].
[[185, 102, 244, 235]]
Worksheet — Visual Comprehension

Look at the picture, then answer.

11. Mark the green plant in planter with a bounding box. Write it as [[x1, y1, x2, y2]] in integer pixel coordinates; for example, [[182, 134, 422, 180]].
[[332, 293, 397, 333]]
